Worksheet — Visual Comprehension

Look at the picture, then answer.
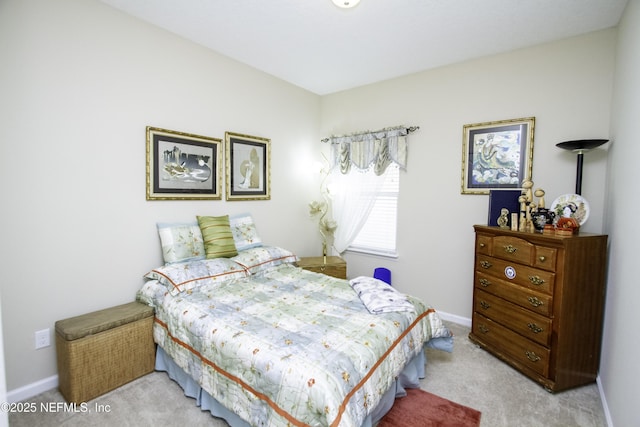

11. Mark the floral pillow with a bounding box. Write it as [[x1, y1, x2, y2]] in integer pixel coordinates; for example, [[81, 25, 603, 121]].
[[231, 246, 299, 275], [145, 258, 249, 295], [229, 213, 263, 251], [157, 222, 206, 265]]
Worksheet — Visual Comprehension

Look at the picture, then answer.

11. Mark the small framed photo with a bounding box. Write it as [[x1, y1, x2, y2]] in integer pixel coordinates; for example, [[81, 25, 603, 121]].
[[146, 126, 222, 200], [225, 132, 271, 201], [461, 117, 535, 194]]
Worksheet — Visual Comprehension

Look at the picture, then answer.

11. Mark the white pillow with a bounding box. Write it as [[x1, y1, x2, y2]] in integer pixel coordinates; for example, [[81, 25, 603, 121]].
[[231, 245, 298, 275], [157, 222, 205, 265], [229, 213, 263, 251], [145, 258, 249, 295]]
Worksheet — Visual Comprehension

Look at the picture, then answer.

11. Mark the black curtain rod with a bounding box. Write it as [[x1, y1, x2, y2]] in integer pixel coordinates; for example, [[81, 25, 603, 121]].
[[321, 126, 419, 143]]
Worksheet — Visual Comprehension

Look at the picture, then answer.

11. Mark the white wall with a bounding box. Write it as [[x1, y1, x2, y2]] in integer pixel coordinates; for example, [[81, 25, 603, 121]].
[[601, 1, 640, 426], [2, 2, 637, 426], [0, 295, 7, 427], [321, 30, 615, 319], [0, 0, 321, 392]]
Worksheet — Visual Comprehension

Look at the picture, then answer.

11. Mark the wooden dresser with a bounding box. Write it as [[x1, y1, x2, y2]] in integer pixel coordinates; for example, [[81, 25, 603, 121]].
[[469, 225, 608, 392], [296, 256, 347, 279]]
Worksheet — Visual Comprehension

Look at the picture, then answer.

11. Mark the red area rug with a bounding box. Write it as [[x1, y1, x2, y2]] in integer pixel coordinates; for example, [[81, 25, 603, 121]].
[[377, 388, 481, 427]]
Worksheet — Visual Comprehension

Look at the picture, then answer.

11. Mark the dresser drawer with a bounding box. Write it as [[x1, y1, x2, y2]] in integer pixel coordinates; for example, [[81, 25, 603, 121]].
[[472, 313, 550, 377], [475, 271, 552, 317], [476, 234, 492, 256], [474, 289, 551, 346], [492, 236, 534, 264], [491, 236, 557, 271], [533, 246, 557, 272], [476, 255, 555, 295]]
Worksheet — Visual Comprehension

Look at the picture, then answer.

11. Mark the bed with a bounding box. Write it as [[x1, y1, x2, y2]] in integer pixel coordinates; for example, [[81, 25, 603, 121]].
[[137, 215, 453, 427]]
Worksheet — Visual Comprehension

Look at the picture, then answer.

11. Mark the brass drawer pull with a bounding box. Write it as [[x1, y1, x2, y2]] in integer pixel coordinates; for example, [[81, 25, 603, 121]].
[[504, 245, 517, 254], [478, 324, 489, 334], [479, 243, 486, 248], [529, 275, 545, 286], [527, 296, 544, 307], [480, 301, 491, 310], [527, 323, 543, 334], [480, 260, 492, 269], [539, 256, 546, 262], [525, 351, 541, 362], [479, 278, 491, 287]]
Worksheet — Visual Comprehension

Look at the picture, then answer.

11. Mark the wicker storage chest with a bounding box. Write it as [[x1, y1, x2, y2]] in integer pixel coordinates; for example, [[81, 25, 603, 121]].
[[55, 301, 155, 403]]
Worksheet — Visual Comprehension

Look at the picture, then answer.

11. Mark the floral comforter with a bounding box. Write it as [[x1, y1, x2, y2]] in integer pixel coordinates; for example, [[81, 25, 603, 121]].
[[137, 263, 451, 427]]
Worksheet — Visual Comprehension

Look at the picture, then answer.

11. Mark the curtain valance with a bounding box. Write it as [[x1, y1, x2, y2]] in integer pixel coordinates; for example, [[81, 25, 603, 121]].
[[323, 126, 418, 175]]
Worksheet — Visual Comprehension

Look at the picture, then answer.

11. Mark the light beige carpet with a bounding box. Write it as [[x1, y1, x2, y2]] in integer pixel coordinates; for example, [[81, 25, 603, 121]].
[[9, 322, 607, 427]]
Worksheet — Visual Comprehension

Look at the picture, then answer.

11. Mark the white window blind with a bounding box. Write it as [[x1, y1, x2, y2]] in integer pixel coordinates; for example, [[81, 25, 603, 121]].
[[348, 164, 399, 257]]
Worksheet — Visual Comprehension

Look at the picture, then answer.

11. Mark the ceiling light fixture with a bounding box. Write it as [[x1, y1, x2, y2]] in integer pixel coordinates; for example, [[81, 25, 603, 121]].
[[332, 0, 361, 9]]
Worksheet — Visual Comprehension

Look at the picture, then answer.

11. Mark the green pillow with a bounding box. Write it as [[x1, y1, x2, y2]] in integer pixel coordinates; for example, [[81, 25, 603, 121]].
[[197, 215, 238, 259]]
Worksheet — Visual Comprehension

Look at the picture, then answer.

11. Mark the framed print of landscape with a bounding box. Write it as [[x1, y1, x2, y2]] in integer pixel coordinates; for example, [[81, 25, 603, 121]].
[[461, 117, 535, 195]]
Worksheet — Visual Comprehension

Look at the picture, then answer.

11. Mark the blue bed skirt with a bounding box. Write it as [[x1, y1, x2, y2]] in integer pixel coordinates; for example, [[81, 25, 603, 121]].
[[155, 336, 452, 426]]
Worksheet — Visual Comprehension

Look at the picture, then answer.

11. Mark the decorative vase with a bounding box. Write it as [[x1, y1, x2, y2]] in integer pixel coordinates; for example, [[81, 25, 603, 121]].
[[532, 208, 555, 232]]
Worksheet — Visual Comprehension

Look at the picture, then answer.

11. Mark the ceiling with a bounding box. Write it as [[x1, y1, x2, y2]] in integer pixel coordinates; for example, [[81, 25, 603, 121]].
[[99, 0, 628, 95]]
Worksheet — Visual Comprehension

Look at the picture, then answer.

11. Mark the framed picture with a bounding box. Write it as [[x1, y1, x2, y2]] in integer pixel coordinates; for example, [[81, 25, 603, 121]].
[[146, 126, 222, 200], [461, 117, 535, 194], [225, 132, 271, 201]]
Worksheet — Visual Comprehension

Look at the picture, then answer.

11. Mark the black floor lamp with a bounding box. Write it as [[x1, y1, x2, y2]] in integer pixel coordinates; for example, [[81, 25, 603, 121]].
[[555, 139, 609, 195]]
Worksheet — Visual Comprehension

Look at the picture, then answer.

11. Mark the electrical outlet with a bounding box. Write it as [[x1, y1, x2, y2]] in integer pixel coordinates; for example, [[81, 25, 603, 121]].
[[35, 328, 50, 349]]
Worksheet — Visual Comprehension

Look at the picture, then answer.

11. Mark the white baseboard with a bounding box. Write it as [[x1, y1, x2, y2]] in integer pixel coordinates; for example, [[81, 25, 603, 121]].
[[7, 374, 58, 403], [596, 376, 613, 427], [437, 311, 471, 328]]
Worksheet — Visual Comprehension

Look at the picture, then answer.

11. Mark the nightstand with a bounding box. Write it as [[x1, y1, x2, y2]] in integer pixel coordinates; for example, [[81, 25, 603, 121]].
[[297, 256, 347, 279]]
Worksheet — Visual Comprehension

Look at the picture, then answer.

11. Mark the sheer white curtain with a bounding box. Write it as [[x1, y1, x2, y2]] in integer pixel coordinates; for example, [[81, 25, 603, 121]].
[[325, 126, 413, 253], [329, 167, 388, 253]]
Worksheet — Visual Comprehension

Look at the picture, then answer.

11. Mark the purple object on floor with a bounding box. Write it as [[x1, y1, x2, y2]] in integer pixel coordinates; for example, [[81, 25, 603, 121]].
[[374, 267, 392, 285]]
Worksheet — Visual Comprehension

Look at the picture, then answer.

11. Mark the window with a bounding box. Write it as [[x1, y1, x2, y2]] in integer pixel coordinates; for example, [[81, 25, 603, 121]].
[[347, 163, 399, 257]]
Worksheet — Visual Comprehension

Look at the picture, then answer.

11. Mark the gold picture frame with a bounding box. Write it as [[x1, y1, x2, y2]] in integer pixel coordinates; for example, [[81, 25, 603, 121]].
[[461, 117, 535, 195], [146, 126, 222, 200], [225, 132, 271, 201]]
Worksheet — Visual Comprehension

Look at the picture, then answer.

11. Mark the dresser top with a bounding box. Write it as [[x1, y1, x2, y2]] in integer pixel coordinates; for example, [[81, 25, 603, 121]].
[[474, 225, 606, 240]]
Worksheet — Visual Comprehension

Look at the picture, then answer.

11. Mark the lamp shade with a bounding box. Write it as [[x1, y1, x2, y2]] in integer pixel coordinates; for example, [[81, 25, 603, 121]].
[[556, 139, 608, 152], [556, 139, 608, 195]]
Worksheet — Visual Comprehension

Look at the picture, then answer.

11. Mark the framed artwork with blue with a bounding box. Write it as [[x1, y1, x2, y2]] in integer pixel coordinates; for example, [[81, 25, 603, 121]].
[[461, 117, 535, 195]]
